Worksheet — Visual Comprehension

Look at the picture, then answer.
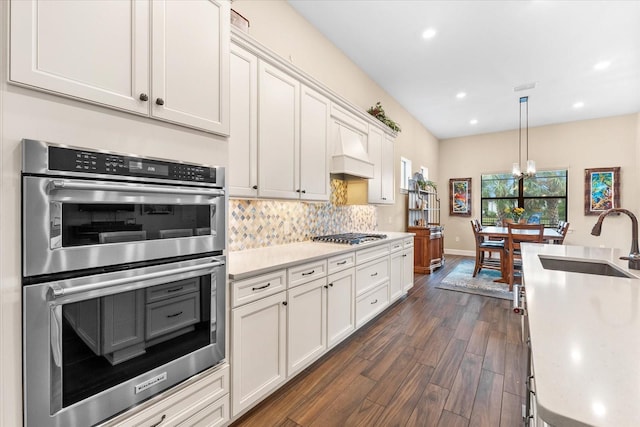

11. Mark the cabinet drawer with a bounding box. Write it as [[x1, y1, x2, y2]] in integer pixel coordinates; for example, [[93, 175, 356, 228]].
[[327, 252, 355, 274], [146, 293, 200, 340], [389, 240, 404, 253], [403, 237, 414, 249], [355, 282, 389, 328], [232, 270, 286, 308], [288, 259, 327, 288], [175, 393, 229, 427], [146, 278, 200, 303], [355, 257, 389, 296], [105, 365, 229, 426], [356, 244, 390, 264]]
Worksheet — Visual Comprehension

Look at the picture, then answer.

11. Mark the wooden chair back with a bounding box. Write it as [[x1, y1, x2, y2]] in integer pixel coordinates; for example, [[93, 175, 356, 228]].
[[507, 223, 544, 253]]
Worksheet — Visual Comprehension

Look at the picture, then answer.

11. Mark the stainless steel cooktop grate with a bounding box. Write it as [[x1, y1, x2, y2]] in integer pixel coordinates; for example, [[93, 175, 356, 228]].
[[311, 233, 387, 245]]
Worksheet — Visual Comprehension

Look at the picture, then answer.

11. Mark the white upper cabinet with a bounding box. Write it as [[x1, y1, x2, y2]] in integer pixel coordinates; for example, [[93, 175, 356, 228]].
[[257, 61, 300, 199], [367, 127, 395, 204], [228, 44, 258, 197], [10, 0, 230, 135], [299, 86, 330, 201]]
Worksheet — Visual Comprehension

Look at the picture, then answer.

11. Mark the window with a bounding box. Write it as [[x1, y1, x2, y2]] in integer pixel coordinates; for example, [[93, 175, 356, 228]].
[[400, 157, 412, 191], [481, 170, 567, 227]]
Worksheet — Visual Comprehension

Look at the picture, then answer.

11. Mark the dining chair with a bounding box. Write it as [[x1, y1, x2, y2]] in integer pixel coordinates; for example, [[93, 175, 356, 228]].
[[506, 223, 544, 289], [471, 219, 505, 277], [554, 221, 570, 244]]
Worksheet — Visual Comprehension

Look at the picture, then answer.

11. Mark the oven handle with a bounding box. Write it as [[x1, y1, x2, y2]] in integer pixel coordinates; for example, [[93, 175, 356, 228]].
[[49, 260, 225, 298], [47, 179, 225, 197]]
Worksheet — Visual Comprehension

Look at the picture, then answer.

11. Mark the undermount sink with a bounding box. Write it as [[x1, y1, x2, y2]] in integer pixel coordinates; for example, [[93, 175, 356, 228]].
[[538, 255, 638, 279]]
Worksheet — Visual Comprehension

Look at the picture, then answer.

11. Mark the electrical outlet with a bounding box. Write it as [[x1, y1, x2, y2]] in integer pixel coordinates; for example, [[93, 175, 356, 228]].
[[388, 217, 393, 224], [455, 236, 460, 242]]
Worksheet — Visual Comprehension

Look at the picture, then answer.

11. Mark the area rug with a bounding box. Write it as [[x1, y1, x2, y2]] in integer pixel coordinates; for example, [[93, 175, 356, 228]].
[[436, 259, 513, 300]]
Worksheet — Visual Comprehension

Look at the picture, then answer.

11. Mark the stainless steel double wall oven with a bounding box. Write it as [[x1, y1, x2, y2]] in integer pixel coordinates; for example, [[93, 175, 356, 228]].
[[21, 139, 227, 427]]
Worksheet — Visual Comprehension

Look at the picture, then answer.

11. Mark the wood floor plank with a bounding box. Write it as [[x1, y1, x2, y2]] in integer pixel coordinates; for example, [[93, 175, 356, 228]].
[[361, 335, 412, 382], [437, 410, 469, 427], [416, 325, 455, 368], [500, 391, 525, 427], [483, 329, 506, 374], [405, 383, 450, 427], [307, 374, 376, 427], [344, 398, 386, 427], [372, 363, 435, 427], [430, 338, 468, 390], [467, 320, 490, 356], [454, 311, 479, 341], [408, 315, 443, 350], [366, 346, 419, 406], [504, 341, 527, 397], [443, 352, 484, 418], [469, 370, 504, 427]]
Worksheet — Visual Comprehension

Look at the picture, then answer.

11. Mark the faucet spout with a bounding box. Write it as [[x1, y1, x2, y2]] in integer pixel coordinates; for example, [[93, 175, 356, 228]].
[[591, 208, 640, 270]]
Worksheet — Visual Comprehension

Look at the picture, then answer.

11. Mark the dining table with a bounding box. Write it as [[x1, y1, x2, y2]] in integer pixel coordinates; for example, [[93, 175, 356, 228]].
[[478, 225, 564, 283]]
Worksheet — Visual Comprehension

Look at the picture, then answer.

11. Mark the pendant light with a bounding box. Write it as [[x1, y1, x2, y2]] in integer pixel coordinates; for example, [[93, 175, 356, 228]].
[[512, 96, 536, 179]]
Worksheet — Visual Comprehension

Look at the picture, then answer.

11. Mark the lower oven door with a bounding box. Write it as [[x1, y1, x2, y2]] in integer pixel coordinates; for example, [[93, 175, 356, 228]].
[[23, 255, 226, 427]]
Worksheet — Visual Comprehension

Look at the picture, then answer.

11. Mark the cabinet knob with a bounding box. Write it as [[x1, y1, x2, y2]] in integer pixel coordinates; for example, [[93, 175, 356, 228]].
[[296, 189, 301, 193], [139, 93, 149, 101], [301, 189, 306, 194], [282, 301, 288, 306], [156, 98, 165, 106], [252, 185, 258, 190]]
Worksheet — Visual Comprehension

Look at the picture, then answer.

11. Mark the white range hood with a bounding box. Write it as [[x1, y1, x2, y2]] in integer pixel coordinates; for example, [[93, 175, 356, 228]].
[[331, 124, 374, 179]]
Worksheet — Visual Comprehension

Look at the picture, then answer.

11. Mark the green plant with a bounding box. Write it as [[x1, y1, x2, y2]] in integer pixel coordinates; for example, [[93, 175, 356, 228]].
[[504, 206, 525, 222], [367, 102, 401, 133]]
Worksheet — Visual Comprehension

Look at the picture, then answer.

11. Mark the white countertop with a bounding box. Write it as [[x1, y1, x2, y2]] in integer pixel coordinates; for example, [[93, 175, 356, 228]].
[[228, 232, 414, 280], [521, 243, 640, 427]]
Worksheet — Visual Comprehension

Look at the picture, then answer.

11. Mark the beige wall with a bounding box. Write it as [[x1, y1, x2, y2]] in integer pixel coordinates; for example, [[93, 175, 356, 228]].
[[232, 0, 440, 231], [440, 113, 640, 255]]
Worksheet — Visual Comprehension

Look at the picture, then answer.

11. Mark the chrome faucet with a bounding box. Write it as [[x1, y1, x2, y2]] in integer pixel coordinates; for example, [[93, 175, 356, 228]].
[[591, 208, 640, 270]]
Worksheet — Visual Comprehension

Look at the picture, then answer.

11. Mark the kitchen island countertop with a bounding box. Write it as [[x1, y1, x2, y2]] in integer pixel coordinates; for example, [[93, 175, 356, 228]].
[[228, 232, 414, 280], [521, 243, 640, 427]]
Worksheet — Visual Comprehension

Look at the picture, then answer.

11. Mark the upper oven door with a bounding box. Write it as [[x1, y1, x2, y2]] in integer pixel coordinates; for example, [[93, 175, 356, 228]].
[[23, 176, 225, 277]]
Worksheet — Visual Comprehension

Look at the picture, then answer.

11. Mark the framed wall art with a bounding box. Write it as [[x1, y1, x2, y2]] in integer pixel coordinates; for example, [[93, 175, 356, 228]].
[[584, 167, 620, 215], [449, 177, 472, 216]]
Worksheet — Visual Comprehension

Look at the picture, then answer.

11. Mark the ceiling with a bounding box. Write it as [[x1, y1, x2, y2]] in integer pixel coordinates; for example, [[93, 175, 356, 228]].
[[287, 0, 640, 139]]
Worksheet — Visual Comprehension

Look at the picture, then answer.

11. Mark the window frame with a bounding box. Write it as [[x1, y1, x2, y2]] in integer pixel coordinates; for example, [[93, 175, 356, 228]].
[[480, 170, 568, 227], [400, 157, 412, 193]]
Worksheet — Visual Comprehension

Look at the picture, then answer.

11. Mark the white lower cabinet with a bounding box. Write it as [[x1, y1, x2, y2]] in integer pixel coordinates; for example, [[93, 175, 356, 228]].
[[231, 292, 287, 416], [287, 277, 327, 376], [389, 250, 405, 302], [326, 268, 356, 348], [102, 364, 229, 427], [402, 238, 415, 292]]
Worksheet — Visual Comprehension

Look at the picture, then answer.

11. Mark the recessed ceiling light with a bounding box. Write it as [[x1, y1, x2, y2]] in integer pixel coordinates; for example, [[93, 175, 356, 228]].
[[594, 61, 611, 70], [573, 101, 585, 109], [456, 92, 466, 99], [422, 28, 437, 39], [470, 119, 478, 125]]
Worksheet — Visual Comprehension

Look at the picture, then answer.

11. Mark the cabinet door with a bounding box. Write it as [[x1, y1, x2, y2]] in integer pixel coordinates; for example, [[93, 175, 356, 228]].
[[367, 126, 384, 203], [299, 85, 330, 201], [287, 277, 327, 376], [402, 248, 415, 292], [10, 0, 149, 114], [151, 0, 230, 134], [327, 268, 355, 348], [381, 134, 395, 203], [258, 61, 300, 199], [389, 251, 404, 302], [228, 43, 258, 197], [101, 290, 145, 360], [231, 292, 287, 416]]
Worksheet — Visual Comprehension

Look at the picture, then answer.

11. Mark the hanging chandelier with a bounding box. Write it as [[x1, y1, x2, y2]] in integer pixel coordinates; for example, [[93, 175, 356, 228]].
[[512, 96, 536, 179]]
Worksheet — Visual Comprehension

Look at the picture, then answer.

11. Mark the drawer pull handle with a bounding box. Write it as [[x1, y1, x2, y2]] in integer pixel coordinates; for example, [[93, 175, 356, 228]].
[[166, 311, 183, 318], [403, 254, 407, 257], [337, 260, 347, 265], [167, 286, 184, 293], [371, 299, 378, 304], [329, 283, 334, 287], [150, 414, 166, 427], [252, 282, 271, 291], [302, 270, 315, 276], [371, 272, 378, 277]]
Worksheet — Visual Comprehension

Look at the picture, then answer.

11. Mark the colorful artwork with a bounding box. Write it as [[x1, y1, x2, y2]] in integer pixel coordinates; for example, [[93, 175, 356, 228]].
[[584, 167, 620, 215], [449, 178, 472, 216]]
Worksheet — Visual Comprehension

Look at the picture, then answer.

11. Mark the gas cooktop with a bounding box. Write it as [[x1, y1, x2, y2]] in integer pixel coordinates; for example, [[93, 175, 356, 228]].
[[311, 233, 387, 245]]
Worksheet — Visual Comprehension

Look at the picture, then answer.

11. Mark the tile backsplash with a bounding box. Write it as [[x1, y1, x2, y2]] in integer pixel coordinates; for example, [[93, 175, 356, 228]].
[[228, 180, 377, 251]]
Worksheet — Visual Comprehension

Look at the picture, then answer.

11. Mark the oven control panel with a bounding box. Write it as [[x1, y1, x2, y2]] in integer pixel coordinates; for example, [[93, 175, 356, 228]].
[[48, 146, 218, 183]]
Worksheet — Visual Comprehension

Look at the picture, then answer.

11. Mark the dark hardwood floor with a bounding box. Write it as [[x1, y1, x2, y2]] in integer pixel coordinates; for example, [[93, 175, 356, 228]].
[[231, 255, 527, 427]]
